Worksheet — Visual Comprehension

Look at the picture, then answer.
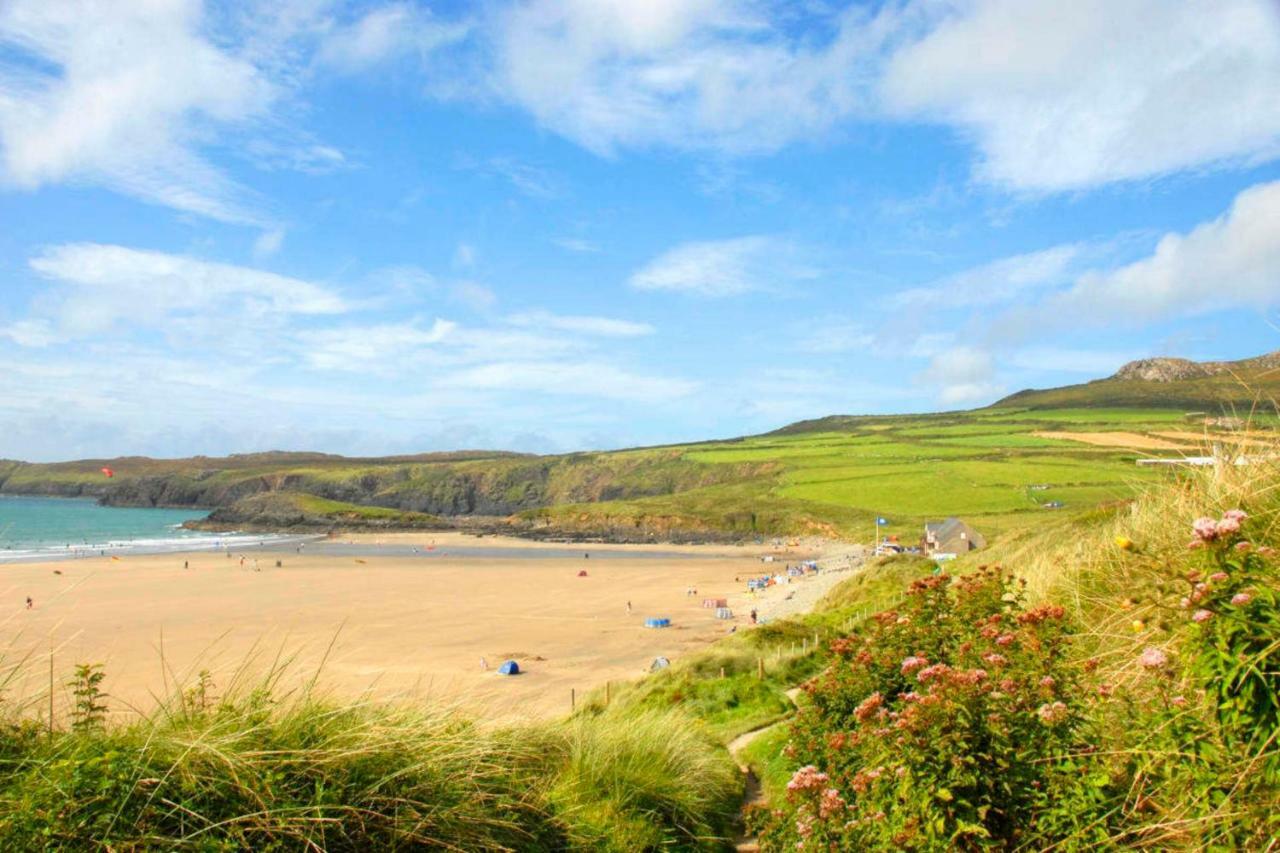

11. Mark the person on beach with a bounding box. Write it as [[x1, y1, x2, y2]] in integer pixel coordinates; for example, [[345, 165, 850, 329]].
[[25, 597, 32, 610], [626, 600, 632, 615], [183, 560, 188, 569], [480, 657, 489, 671], [749, 608, 758, 625]]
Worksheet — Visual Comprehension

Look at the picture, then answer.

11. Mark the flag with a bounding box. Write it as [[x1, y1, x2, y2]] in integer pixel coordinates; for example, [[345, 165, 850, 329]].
[[876, 517, 889, 526]]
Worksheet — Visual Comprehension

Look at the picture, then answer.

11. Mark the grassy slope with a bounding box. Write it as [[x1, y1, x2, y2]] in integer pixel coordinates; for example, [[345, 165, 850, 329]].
[[3, 406, 1274, 544], [524, 407, 1255, 541]]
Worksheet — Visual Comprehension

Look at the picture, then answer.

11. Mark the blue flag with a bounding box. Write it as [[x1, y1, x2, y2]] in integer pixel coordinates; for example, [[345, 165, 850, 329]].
[[877, 517, 889, 526]]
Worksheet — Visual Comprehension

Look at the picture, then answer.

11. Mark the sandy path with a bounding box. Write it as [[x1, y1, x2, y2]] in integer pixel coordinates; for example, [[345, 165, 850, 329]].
[[1032, 430, 1192, 450], [0, 541, 822, 724]]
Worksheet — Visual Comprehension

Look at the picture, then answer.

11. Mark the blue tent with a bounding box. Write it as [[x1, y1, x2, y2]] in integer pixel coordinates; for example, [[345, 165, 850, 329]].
[[644, 617, 671, 628], [497, 660, 520, 675]]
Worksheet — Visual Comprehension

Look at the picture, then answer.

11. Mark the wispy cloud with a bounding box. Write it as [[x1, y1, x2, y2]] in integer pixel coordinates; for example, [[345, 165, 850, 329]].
[[889, 245, 1084, 310], [26, 243, 346, 339], [315, 2, 470, 73], [506, 311, 654, 338], [0, 0, 276, 224], [881, 0, 1280, 191], [629, 235, 816, 297]]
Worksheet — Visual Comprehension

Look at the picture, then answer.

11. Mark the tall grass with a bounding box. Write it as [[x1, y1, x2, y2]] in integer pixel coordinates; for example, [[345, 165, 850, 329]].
[[0, 665, 740, 850]]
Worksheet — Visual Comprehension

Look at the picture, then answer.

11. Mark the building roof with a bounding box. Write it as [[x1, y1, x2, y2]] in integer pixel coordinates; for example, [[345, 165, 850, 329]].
[[925, 517, 969, 540]]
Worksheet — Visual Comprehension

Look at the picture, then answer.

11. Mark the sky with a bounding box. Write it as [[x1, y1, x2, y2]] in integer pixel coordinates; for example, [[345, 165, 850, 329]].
[[1, 0, 1279, 462]]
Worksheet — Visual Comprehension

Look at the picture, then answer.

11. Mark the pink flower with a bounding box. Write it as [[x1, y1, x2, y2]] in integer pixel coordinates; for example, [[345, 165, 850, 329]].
[[1039, 675, 1056, 689], [787, 765, 829, 793], [1209, 572, 1229, 583], [916, 663, 951, 683], [981, 652, 1008, 666], [995, 634, 1015, 647], [1218, 509, 1247, 536], [1192, 517, 1220, 542], [1259, 546, 1276, 558], [1231, 592, 1253, 606], [1235, 541, 1252, 553], [1192, 609, 1213, 623], [1179, 597, 1191, 609], [854, 692, 884, 722], [818, 787, 846, 819], [1170, 695, 1187, 707], [1037, 701, 1068, 725], [1138, 647, 1168, 670], [900, 656, 928, 675]]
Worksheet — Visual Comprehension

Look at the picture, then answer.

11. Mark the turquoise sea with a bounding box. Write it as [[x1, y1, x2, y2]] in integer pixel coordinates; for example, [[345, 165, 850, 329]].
[[0, 496, 288, 562]]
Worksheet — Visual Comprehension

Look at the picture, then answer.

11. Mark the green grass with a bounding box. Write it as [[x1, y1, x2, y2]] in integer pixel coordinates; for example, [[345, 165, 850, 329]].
[[6, 406, 1273, 544]]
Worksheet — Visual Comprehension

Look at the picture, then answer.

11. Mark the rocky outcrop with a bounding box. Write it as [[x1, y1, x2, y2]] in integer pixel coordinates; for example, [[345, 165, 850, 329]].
[[1112, 357, 1207, 382], [1112, 350, 1280, 382]]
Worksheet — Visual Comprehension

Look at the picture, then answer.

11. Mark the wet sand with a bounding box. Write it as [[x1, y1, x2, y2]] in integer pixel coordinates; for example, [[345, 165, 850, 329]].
[[0, 533, 825, 723]]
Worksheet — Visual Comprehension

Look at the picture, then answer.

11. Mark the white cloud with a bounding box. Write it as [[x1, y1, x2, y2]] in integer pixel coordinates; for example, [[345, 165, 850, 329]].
[[919, 345, 1003, 406], [299, 319, 456, 370], [26, 243, 346, 338], [489, 0, 911, 155], [629, 235, 814, 297], [316, 2, 469, 73], [1034, 179, 1280, 326], [506, 311, 654, 338], [882, 0, 1280, 191], [890, 245, 1083, 310], [0, 0, 275, 223]]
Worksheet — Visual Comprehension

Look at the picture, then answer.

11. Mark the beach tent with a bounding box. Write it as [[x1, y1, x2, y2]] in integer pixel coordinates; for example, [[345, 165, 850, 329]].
[[644, 617, 671, 629], [577, 569, 589, 577], [702, 598, 728, 609], [715, 607, 733, 620], [497, 660, 520, 676], [650, 656, 670, 672]]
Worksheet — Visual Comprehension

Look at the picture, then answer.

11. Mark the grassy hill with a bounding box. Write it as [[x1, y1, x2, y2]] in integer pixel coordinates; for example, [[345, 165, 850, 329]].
[[994, 349, 1280, 410], [3, 352, 1277, 542]]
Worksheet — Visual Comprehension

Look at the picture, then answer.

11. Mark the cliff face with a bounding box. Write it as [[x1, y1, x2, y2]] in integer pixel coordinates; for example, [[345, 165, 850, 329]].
[[0, 452, 776, 522], [191, 493, 448, 532]]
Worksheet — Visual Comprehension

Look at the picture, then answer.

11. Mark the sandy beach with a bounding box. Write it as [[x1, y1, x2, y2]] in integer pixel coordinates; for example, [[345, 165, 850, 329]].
[[0, 532, 841, 723]]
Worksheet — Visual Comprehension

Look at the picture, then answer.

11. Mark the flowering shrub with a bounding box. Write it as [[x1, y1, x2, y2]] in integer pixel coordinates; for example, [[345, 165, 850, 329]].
[[755, 568, 1118, 850], [1178, 509, 1280, 780]]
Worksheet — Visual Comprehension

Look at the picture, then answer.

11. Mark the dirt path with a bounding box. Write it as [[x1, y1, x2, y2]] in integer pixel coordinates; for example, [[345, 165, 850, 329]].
[[729, 687, 803, 852]]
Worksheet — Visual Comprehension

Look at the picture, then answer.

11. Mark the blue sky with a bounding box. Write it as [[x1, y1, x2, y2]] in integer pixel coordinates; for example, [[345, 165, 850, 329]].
[[2, 0, 1279, 461]]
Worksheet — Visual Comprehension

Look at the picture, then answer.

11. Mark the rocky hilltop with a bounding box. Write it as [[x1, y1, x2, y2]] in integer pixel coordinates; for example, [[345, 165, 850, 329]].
[[1112, 350, 1280, 383], [996, 349, 1280, 410]]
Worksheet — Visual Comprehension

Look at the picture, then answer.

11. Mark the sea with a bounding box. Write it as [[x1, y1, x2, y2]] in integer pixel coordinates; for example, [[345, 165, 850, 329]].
[[0, 495, 299, 563]]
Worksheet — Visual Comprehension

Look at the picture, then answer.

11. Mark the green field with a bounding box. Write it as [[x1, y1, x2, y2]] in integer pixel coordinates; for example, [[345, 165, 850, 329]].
[[2, 405, 1272, 543], [526, 407, 1243, 541]]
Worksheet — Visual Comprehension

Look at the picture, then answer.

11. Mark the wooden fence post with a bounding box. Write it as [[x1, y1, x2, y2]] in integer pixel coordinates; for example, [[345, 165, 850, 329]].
[[571, 688, 575, 712], [758, 658, 765, 680]]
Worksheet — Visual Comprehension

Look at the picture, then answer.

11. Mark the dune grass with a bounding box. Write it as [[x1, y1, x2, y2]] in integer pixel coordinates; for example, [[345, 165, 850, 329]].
[[0, 660, 741, 851]]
